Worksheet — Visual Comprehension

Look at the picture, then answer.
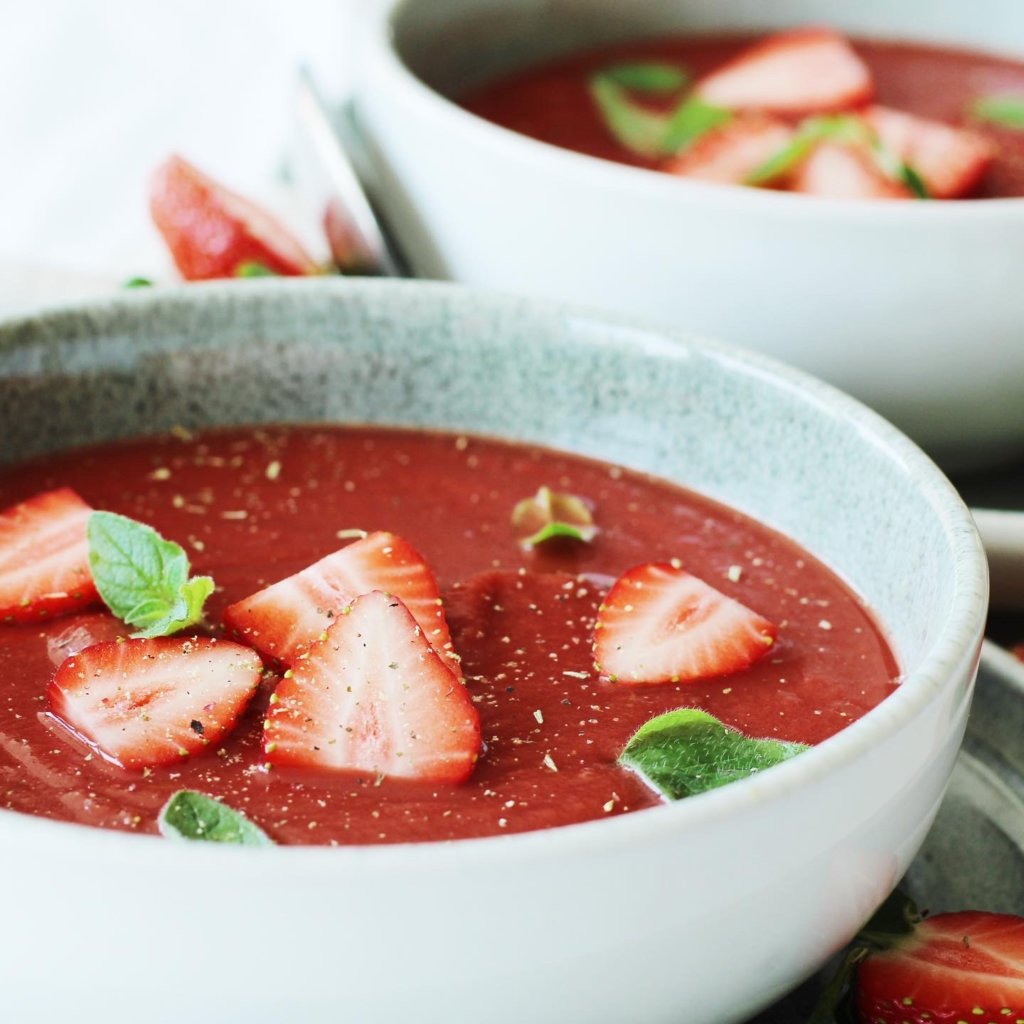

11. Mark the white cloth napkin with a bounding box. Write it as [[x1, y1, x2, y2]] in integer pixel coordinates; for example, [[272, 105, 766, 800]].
[[1, 0, 357, 292]]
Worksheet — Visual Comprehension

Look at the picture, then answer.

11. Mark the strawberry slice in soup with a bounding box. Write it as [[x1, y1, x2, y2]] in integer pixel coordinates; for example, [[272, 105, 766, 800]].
[[0, 488, 99, 624], [264, 591, 481, 783], [864, 105, 995, 199], [223, 531, 462, 677], [791, 141, 910, 199], [666, 116, 794, 184], [594, 563, 777, 684], [149, 154, 318, 280], [695, 28, 873, 116], [48, 636, 262, 770]]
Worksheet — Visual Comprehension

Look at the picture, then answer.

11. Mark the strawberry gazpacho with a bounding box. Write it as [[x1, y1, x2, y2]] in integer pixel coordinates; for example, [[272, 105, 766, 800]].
[[0, 425, 898, 845], [462, 27, 1024, 199]]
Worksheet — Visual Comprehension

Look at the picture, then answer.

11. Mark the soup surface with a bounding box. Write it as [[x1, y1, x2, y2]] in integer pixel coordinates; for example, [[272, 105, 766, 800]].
[[462, 34, 1024, 198], [0, 426, 898, 844]]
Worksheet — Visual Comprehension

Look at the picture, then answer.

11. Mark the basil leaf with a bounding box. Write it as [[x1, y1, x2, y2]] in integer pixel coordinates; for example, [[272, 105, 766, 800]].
[[511, 486, 597, 548], [972, 94, 1024, 130], [589, 76, 674, 158], [87, 511, 215, 638], [601, 62, 688, 94], [619, 708, 808, 800], [235, 261, 278, 278], [123, 276, 153, 289], [897, 162, 930, 199], [660, 97, 732, 154], [158, 790, 272, 845]]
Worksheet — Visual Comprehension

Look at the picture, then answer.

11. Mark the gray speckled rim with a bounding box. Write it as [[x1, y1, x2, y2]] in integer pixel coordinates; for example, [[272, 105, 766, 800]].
[[0, 277, 988, 865]]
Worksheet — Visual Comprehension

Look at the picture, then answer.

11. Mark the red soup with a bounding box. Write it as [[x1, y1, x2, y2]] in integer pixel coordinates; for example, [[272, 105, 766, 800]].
[[462, 30, 1024, 199], [0, 425, 898, 845]]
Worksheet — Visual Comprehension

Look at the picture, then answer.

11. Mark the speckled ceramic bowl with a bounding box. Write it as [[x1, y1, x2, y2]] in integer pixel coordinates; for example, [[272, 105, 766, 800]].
[[0, 280, 986, 1024]]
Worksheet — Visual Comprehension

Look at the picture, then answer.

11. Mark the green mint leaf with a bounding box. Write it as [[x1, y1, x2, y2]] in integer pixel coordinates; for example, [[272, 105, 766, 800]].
[[896, 161, 929, 199], [123, 276, 153, 289], [235, 261, 278, 278], [972, 94, 1024, 130], [601, 62, 688, 93], [512, 486, 597, 548], [87, 511, 214, 638], [589, 75, 673, 158], [619, 708, 808, 800], [660, 96, 732, 154], [158, 790, 272, 845]]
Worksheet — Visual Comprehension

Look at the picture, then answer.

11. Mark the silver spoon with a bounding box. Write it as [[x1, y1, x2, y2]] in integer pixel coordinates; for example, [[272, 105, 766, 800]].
[[291, 66, 406, 277]]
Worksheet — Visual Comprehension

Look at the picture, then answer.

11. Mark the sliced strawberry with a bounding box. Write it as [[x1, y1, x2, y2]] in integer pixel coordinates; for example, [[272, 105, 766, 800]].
[[856, 911, 1024, 1022], [593, 563, 776, 684], [48, 636, 262, 770], [791, 141, 910, 199], [695, 28, 873, 116], [264, 591, 480, 782], [223, 531, 462, 677], [0, 488, 99, 624], [864, 105, 995, 199], [45, 613, 126, 665], [666, 116, 794, 184], [149, 154, 318, 280]]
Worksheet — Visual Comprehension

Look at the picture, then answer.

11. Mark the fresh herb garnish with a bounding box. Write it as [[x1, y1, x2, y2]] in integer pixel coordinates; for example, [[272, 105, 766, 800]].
[[589, 76, 678, 158], [600, 62, 688, 93], [660, 97, 733, 153], [618, 708, 807, 800], [158, 790, 272, 845], [589, 66, 729, 158], [511, 486, 597, 548], [123, 277, 153, 289], [971, 94, 1024, 130], [87, 511, 215, 638], [235, 261, 278, 278]]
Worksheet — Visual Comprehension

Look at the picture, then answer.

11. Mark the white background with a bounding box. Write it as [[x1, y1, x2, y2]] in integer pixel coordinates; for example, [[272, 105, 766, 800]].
[[0, 0, 360, 287]]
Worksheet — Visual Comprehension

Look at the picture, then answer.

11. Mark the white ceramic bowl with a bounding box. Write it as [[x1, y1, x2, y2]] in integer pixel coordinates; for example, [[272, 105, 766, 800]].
[[0, 280, 986, 1023], [354, 0, 1024, 466]]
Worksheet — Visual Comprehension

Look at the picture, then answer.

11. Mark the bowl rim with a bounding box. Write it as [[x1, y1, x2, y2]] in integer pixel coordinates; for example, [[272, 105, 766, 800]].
[[358, 0, 1024, 219], [0, 277, 989, 867]]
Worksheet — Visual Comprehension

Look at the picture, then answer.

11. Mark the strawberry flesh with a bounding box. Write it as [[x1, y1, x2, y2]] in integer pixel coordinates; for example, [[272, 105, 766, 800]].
[[48, 636, 262, 770], [666, 116, 794, 184], [695, 28, 873, 116], [0, 488, 99, 624], [857, 911, 1024, 1022], [264, 591, 481, 783], [791, 141, 910, 199], [223, 531, 462, 677], [864, 105, 995, 199], [149, 154, 318, 280], [593, 563, 777, 684]]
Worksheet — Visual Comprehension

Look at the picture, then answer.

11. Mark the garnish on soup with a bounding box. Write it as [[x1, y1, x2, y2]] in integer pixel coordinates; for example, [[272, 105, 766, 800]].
[[619, 708, 806, 800], [464, 26, 1011, 199], [88, 511, 214, 639], [159, 789, 273, 845], [511, 485, 597, 548], [0, 426, 899, 844]]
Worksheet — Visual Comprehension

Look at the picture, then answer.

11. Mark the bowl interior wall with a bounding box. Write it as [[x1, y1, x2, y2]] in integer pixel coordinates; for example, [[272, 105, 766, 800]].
[[390, 0, 1024, 97], [0, 283, 962, 674]]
